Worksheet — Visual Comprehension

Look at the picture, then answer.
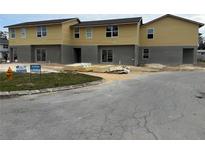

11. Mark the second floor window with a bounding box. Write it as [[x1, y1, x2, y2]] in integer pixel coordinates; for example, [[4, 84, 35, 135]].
[[147, 28, 154, 39], [74, 27, 80, 38], [37, 26, 47, 37], [85, 28, 92, 39], [20, 28, 26, 38], [106, 25, 118, 37], [10, 29, 15, 39]]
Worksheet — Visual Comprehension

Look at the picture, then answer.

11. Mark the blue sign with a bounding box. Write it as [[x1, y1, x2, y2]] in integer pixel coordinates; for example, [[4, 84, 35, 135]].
[[16, 65, 27, 73], [30, 64, 41, 73]]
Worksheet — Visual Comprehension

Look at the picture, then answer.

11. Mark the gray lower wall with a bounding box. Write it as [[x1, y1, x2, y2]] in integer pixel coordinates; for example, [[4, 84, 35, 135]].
[[31, 45, 61, 63], [10, 45, 32, 63], [61, 45, 74, 64], [61, 45, 99, 64], [81, 46, 98, 64], [98, 45, 135, 65], [192, 47, 197, 64], [139, 46, 197, 65], [134, 45, 140, 66], [10, 44, 197, 66], [10, 45, 62, 63]]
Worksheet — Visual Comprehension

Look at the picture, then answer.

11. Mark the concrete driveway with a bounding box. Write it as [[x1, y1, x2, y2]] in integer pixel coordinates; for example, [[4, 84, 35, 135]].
[[1, 71, 205, 139]]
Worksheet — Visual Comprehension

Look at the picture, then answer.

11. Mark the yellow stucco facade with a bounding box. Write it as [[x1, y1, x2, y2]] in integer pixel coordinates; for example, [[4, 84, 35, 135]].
[[9, 24, 63, 45], [8, 15, 201, 47], [140, 16, 199, 46], [62, 20, 79, 45], [70, 23, 140, 45], [8, 19, 79, 46]]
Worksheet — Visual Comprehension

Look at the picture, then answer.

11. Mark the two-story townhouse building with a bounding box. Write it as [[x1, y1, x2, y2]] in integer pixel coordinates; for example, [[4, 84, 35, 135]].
[[5, 14, 204, 65], [139, 14, 203, 65], [6, 18, 80, 63], [70, 17, 142, 65]]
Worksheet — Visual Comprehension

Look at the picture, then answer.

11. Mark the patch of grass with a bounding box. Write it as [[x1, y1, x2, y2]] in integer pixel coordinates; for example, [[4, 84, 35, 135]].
[[0, 72, 102, 92]]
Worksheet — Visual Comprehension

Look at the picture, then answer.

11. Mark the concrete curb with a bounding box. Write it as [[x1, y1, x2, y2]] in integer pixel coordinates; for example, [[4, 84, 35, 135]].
[[0, 80, 104, 98]]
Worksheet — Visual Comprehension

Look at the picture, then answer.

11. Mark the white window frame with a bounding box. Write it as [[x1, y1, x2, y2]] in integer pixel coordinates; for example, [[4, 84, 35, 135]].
[[147, 28, 154, 39], [20, 28, 26, 38], [106, 25, 118, 38], [10, 29, 15, 39], [101, 49, 113, 63], [35, 48, 47, 62], [85, 28, 92, 39], [142, 49, 150, 60], [74, 27, 80, 39], [36, 26, 47, 38]]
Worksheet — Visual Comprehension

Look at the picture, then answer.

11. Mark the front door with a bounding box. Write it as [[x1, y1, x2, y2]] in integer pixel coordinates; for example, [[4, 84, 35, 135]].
[[74, 48, 81, 63], [36, 49, 46, 62]]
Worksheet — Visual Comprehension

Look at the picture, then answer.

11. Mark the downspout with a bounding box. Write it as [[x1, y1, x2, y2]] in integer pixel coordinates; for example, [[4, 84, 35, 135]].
[[135, 18, 142, 66]]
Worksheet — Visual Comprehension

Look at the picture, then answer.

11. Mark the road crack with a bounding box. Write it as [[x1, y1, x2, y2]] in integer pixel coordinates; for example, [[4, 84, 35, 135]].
[[143, 113, 158, 140], [133, 104, 159, 140]]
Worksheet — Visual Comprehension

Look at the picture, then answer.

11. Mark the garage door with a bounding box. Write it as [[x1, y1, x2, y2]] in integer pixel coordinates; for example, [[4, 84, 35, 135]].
[[183, 48, 194, 64]]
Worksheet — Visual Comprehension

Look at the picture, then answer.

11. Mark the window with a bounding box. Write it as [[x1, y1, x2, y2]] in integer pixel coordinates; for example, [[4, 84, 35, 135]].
[[85, 28, 92, 39], [10, 29, 15, 38], [143, 49, 150, 59], [106, 25, 118, 37], [102, 49, 113, 62], [3, 44, 8, 49], [37, 26, 47, 37], [20, 28, 26, 38], [147, 28, 154, 39], [36, 49, 46, 61], [74, 27, 80, 38]]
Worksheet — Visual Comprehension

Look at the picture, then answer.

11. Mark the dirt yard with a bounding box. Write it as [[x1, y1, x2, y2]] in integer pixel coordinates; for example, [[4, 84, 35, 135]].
[[43, 63, 205, 82], [1, 63, 205, 82]]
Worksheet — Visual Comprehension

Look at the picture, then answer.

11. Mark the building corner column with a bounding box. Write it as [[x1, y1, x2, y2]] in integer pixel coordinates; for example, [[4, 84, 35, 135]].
[[134, 45, 139, 66]]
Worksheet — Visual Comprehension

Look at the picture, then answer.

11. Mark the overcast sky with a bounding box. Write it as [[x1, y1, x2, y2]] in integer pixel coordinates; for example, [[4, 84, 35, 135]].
[[0, 14, 205, 36]]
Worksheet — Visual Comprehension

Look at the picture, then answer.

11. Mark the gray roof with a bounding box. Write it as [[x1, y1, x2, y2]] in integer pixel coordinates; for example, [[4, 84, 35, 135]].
[[144, 14, 204, 27], [4, 18, 79, 28], [0, 38, 8, 44], [73, 17, 142, 27]]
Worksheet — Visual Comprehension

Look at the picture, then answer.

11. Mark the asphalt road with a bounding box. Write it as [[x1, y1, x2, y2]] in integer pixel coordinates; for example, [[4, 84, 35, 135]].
[[1, 71, 205, 140]]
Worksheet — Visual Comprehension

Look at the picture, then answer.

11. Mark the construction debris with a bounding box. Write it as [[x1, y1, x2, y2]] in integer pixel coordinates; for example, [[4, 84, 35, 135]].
[[144, 63, 166, 69], [62, 63, 205, 74], [68, 63, 92, 67], [63, 63, 131, 74], [64, 63, 93, 72], [91, 65, 112, 73], [106, 66, 130, 74]]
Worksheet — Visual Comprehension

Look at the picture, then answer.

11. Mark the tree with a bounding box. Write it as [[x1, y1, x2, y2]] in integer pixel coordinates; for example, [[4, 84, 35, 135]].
[[0, 31, 8, 39], [198, 33, 205, 50]]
